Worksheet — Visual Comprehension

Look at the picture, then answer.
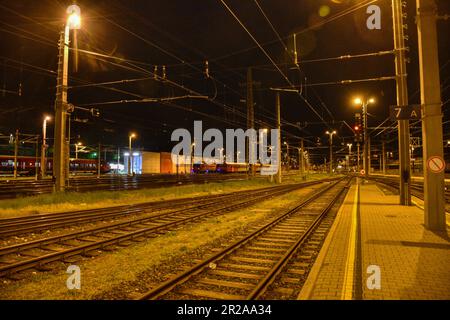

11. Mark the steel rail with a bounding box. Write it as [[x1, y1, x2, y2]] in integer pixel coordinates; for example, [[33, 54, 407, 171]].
[[138, 178, 348, 300], [0, 182, 311, 277]]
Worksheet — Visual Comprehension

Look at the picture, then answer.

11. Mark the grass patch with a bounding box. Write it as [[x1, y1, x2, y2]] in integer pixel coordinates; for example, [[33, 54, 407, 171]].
[[0, 179, 272, 218], [0, 172, 335, 219], [0, 186, 315, 300]]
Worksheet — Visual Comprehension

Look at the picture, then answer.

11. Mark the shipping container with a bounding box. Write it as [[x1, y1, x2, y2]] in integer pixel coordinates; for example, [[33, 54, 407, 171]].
[[141, 151, 160, 174]]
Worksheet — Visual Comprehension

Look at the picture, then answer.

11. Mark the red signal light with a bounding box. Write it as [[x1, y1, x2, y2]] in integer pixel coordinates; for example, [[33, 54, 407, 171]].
[[354, 125, 360, 131]]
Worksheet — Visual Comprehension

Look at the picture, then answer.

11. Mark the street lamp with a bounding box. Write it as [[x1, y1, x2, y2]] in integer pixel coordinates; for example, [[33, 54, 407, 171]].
[[325, 130, 337, 174], [40, 115, 51, 178], [75, 142, 82, 160], [283, 141, 290, 171], [347, 143, 353, 171], [218, 148, 224, 163], [354, 97, 375, 177], [190, 142, 195, 173], [128, 133, 136, 176], [53, 4, 81, 191]]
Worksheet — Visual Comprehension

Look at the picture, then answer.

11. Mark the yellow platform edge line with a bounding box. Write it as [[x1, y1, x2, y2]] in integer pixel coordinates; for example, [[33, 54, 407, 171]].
[[296, 182, 356, 300], [340, 181, 359, 300]]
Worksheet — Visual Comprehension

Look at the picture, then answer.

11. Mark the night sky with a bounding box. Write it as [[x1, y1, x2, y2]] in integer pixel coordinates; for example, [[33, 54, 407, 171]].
[[0, 0, 449, 163]]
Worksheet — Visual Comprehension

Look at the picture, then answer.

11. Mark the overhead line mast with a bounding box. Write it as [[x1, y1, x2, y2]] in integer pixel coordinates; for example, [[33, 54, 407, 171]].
[[392, 0, 412, 205]]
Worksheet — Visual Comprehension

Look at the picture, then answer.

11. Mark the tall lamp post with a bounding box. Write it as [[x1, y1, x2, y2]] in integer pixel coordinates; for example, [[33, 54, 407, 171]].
[[41, 115, 51, 178], [325, 130, 337, 174], [128, 133, 136, 176], [190, 142, 195, 173], [75, 142, 82, 159], [354, 97, 375, 177], [53, 5, 81, 191], [283, 141, 289, 171], [347, 143, 353, 171]]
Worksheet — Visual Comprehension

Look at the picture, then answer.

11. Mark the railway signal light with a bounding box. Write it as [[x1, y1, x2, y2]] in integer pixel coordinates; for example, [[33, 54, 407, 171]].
[[90, 108, 100, 117]]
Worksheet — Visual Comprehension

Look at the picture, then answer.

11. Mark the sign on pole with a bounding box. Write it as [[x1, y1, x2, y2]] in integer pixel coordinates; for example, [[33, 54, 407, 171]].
[[427, 156, 445, 174], [389, 105, 421, 120]]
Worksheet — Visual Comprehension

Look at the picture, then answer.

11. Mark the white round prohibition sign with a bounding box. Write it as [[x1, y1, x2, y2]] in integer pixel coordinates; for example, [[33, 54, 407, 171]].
[[427, 156, 445, 173], [360, 169, 365, 175]]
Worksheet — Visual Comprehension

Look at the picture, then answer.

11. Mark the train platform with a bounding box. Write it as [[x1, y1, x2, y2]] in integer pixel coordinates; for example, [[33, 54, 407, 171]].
[[298, 179, 450, 300], [370, 172, 450, 183]]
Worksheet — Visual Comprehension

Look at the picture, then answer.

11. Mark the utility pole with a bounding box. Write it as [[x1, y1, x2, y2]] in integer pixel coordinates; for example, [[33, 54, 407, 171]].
[[40, 117, 49, 178], [382, 141, 386, 174], [53, 30, 69, 191], [329, 138, 333, 174], [368, 136, 371, 174], [117, 147, 120, 174], [35, 137, 39, 180], [285, 142, 290, 172], [275, 92, 282, 184], [392, 0, 412, 205], [357, 143, 360, 173], [416, 0, 445, 230], [247, 67, 255, 177], [363, 105, 369, 177], [97, 143, 101, 178], [325, 130, 336, 174], [300, 139, 305, 180], [13, 129, 18, 179]]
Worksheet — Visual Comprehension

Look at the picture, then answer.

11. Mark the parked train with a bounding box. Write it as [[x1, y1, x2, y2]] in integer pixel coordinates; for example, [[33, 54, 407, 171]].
[[192, 162, 269, 174], [0, 155, 111, 176]]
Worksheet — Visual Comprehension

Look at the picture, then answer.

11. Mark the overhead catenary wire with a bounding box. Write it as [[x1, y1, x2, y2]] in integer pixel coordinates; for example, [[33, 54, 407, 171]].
[[208, 0, 379, 64], [219, 0, 328, 125]]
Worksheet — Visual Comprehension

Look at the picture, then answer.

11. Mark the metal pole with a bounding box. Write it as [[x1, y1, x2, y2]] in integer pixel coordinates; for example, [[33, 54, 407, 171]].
[[53, 27, 69, 192], [35, 137, 39, 180], [66, 113, 70, 182], [348, 144, 352, 171], [329, 134, 333, 174], [300, 139, 305, 180], [190, 144, 194, 174], [41, 119, 47, 178], [392, 0, 412, 205], [247, 67, 255, 176], [286, 142, 290, 172], [275, 92, 282, 184], [382, 141, 386, 174], [416, 0, 445, 230], [368, 136, 371, 174], [13, 129, 18, 179], [128, 136, 131, 176], [97, 143, 101, 178], [357, 143, 360, 173], [117, 147, 120, 174], [363, 103, 369, 177]]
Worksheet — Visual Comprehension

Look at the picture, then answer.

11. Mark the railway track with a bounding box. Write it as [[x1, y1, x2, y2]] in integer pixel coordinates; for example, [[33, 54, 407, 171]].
[[367, 176, 450, 207], [0, 180, 333, 278], [138, 177, 351, 300], [0, 184, 309, 238], [0, 173, 258, 199]]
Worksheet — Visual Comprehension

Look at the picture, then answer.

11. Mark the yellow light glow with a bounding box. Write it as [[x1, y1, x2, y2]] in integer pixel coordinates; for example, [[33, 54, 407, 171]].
[[368, 98, 375, 104], [67, 13, 81, 29], [130, 133, 136, 138], [318, 5, 331, 17], [354, 98, 362, 105], [44, 115, 51, 121]]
